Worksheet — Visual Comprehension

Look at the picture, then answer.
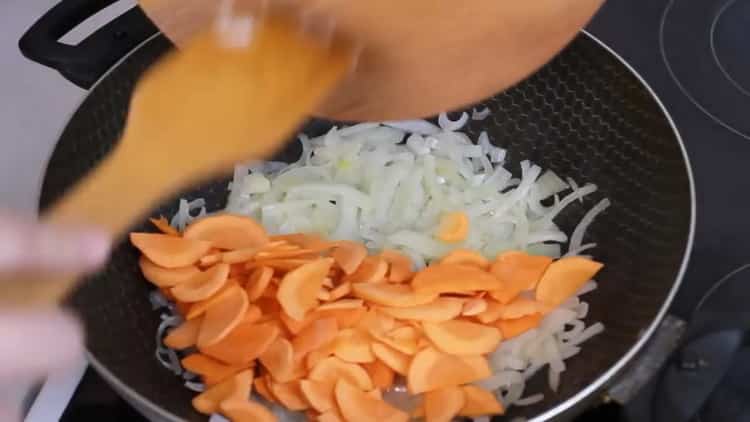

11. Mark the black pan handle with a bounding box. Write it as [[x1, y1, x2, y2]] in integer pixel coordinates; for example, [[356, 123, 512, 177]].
[[19, 0, 160, 89]]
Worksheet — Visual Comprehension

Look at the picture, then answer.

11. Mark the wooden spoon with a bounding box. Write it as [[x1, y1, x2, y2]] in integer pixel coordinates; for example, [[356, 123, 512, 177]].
[[1, 11, 354, 306], [139, 0, 604, 121]]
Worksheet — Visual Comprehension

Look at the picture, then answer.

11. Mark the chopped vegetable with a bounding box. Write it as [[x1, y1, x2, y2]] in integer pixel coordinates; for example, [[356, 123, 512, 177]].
[[380, 249, 414, 282], [184, 214, 269, 250], [172, 263, 231, 303], [436, 211, 470, 243], [201, 321, 279, 365], [334, 380, 408, 422], [424, 386, 465, 422], [495, 313, 543, 339], [150, 216, 180, 236], [164, 316, 203, 349], [407, 347, 491, 394], [439, 249, 490, 269], [377, 297, 465, 322], [130, 232, 212, 268], [459, 385, 505, 416], [196, 286, 249, 348], [277, 258, 333, 321], [192, 369, 253, 414], [412, 264, 502, 295], [139, 256, 200, 287], [422, 320, 502, 355], [536, 256, 604, 306]]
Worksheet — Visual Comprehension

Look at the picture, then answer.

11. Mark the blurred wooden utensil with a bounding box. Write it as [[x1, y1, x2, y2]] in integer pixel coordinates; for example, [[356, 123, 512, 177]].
[[140, 0, 604, 121], [1, 11, 354, 306]]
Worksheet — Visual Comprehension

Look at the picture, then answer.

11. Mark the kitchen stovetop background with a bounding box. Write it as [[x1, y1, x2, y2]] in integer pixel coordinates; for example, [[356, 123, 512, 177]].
[[3, 0, 749, 420]]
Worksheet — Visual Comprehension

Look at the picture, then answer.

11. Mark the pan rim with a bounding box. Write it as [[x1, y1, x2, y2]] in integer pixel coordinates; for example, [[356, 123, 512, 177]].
[[58, 29, 696, 422]]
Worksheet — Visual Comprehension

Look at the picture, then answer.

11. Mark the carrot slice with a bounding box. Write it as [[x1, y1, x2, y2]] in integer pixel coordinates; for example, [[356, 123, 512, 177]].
[[424, 386, 465, 422], [277, 258, 334, 321], [317, 289, 333, 301], [439, 249, 489, 269], [331, 240, 368, 275], [186, 279, 241, 320], [317, 307, 367, 330], [381, 249, 414, 282], [184, 214, 269, 250], [352, 283, 437, 307], [196, 286, 249, 348], [407, 347, 491, 394], [422, 320, 502, 355], [268, 380, 309, 411], [363, 360, 395, 390], [536, 256, 604, 306], [292, 318, 339, 361], [370, 330, 418, 356], [271, 233, 329, 249], [306, 341, 337, 371], [199, 253, 222, 267], [246, 266, 274, 301], [318, 408, 345, 422], [495, 313, 543, 339], [254, 377, 277, 404], [377, 298, 465, 322], [191, 369, 253, 414], [300, 379, 335, 413], [328, 282, 352, 301], [334, 380, 408, 422], [171, 263, 231, 303], [475, 299, 505, 324], [436, 211, 470, 243], [247, 258, 316, 272], [139, 256, 200, 287], [459, 385, 505, 416], [181, 354, 245, 386], [411, 264, 503, 295], [309, 356, 374, 391], [371, 342, 411, 375], [333, 329, 375, 363], [489, 251, 553, 304], [317, 299, 364, 311], [149, 216, 180, 236], [201, 321, 280, 365], [130, 232, 212, 268], [496, 297, 550, 319], [342, 256, 388, 284], [258, 337, 295, 382], [164, 316, 203, 349], [256, 248, 321, 260], [219, 398, 278, 422], [462, 297, 488, 316], [279, 310, 317, 335], [240, 305, 262, 324]]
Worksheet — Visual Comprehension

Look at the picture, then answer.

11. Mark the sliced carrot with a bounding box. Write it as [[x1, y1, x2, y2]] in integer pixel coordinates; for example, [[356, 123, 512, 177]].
[[306, 341, 337, 371], [292, 318, 339, 361], [459, 385, 505, 416], [139, 256, 200, 287], [240, 305, 262, 324], [411, 264, 503, 295], [183, 214, 269, 250], [496, 297, 550, 319], [422, 320, 502, 355], [261, 283, 279, 299], [333, 329, 375, 363], [331, 240, 368, 275], [439, 249, 490, 269], [352, 283, 437, 308], [199, 253, 222, 267], [536, 256, 604, 306], [308, 356, 374, 391], [370, 330, 419, 356], [258, 337, 295, 382], [130, 232, 212, 268], [254, 377, 277, 404], [435, 211, 470, 243], [424, 386, 465, 422], [342, 256, 388, 284], [221, 247, 260, 264], [495, 313, 543, 339], [201, 321, 279, 365], [171, 263, 231, 303], [196, 286, 249, 348], [268, 380, 309, 411], [248, 258, 317, 272], [271, 233, 329, 249], [317, 307, 367, 330], [356, 309, 396, 335], [489, 251, 553, 304], [381, 249, 414, 283], [300, 379, 335, 413], [317, 289, 333, 301], [229, 263, 247, 278], [181, 354, 245, 386], [256, 248, 321, 260], [407, 347, 491, 394], [219, 397, 278, 422], [377, 297, 465, 322], [475, 299, 505, 324], [279, 310, 317, 335], [246, 266, 274, 301], [328, 282, 352, 301], [191, 369, 253, 414], [317, 299, 364, 311], [322, 277, 335, 288], [164, 316, 203, 349], [186, 279, 241, 320], [334, 380, 408, 422], [317, 408, 345, 422], [255, 296, 282, 317], [175, 301, 191, 317], [149, 216, 180, 236], [462, 297, 488, 316], [371, 342, 411, 375], [412, 405, 425, 419], [363, 360, 395, 390], [277, 258, 334, 321]]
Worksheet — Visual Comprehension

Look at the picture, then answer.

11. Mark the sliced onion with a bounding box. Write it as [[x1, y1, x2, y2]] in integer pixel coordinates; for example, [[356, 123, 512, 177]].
[[472, 107, 491, 120], [383, 119, 441, 135], [438, 111, 469, 131]]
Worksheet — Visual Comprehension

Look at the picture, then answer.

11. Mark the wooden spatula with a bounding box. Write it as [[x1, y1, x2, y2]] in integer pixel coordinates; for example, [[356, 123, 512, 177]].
[[1, 11, 354, 306]]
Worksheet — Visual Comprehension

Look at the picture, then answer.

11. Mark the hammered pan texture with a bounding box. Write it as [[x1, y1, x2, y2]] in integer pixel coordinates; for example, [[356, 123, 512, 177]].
[[39, 34, 691, 421]]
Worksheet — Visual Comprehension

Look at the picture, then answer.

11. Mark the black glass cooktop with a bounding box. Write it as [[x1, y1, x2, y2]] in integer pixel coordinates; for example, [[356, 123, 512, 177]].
[[55, 0, 750, 420]]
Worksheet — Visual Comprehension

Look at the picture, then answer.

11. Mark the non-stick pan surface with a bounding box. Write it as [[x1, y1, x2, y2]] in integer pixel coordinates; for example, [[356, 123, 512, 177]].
[[38, 33, 693, 421]]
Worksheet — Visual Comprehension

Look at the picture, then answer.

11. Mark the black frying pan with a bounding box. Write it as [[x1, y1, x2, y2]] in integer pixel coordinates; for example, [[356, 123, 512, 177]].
[[20, 2, 693, 421]]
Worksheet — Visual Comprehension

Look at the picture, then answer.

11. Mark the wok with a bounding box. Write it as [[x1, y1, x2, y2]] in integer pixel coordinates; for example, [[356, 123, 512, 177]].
[[19, 1, 694, 421]]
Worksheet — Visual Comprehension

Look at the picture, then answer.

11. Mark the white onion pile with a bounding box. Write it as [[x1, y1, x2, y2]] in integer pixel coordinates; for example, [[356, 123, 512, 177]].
[[224, 119, 604, 268]]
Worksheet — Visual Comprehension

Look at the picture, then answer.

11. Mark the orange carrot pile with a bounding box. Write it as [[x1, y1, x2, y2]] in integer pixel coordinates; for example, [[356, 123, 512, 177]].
[[132, 214, 603, 422]]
